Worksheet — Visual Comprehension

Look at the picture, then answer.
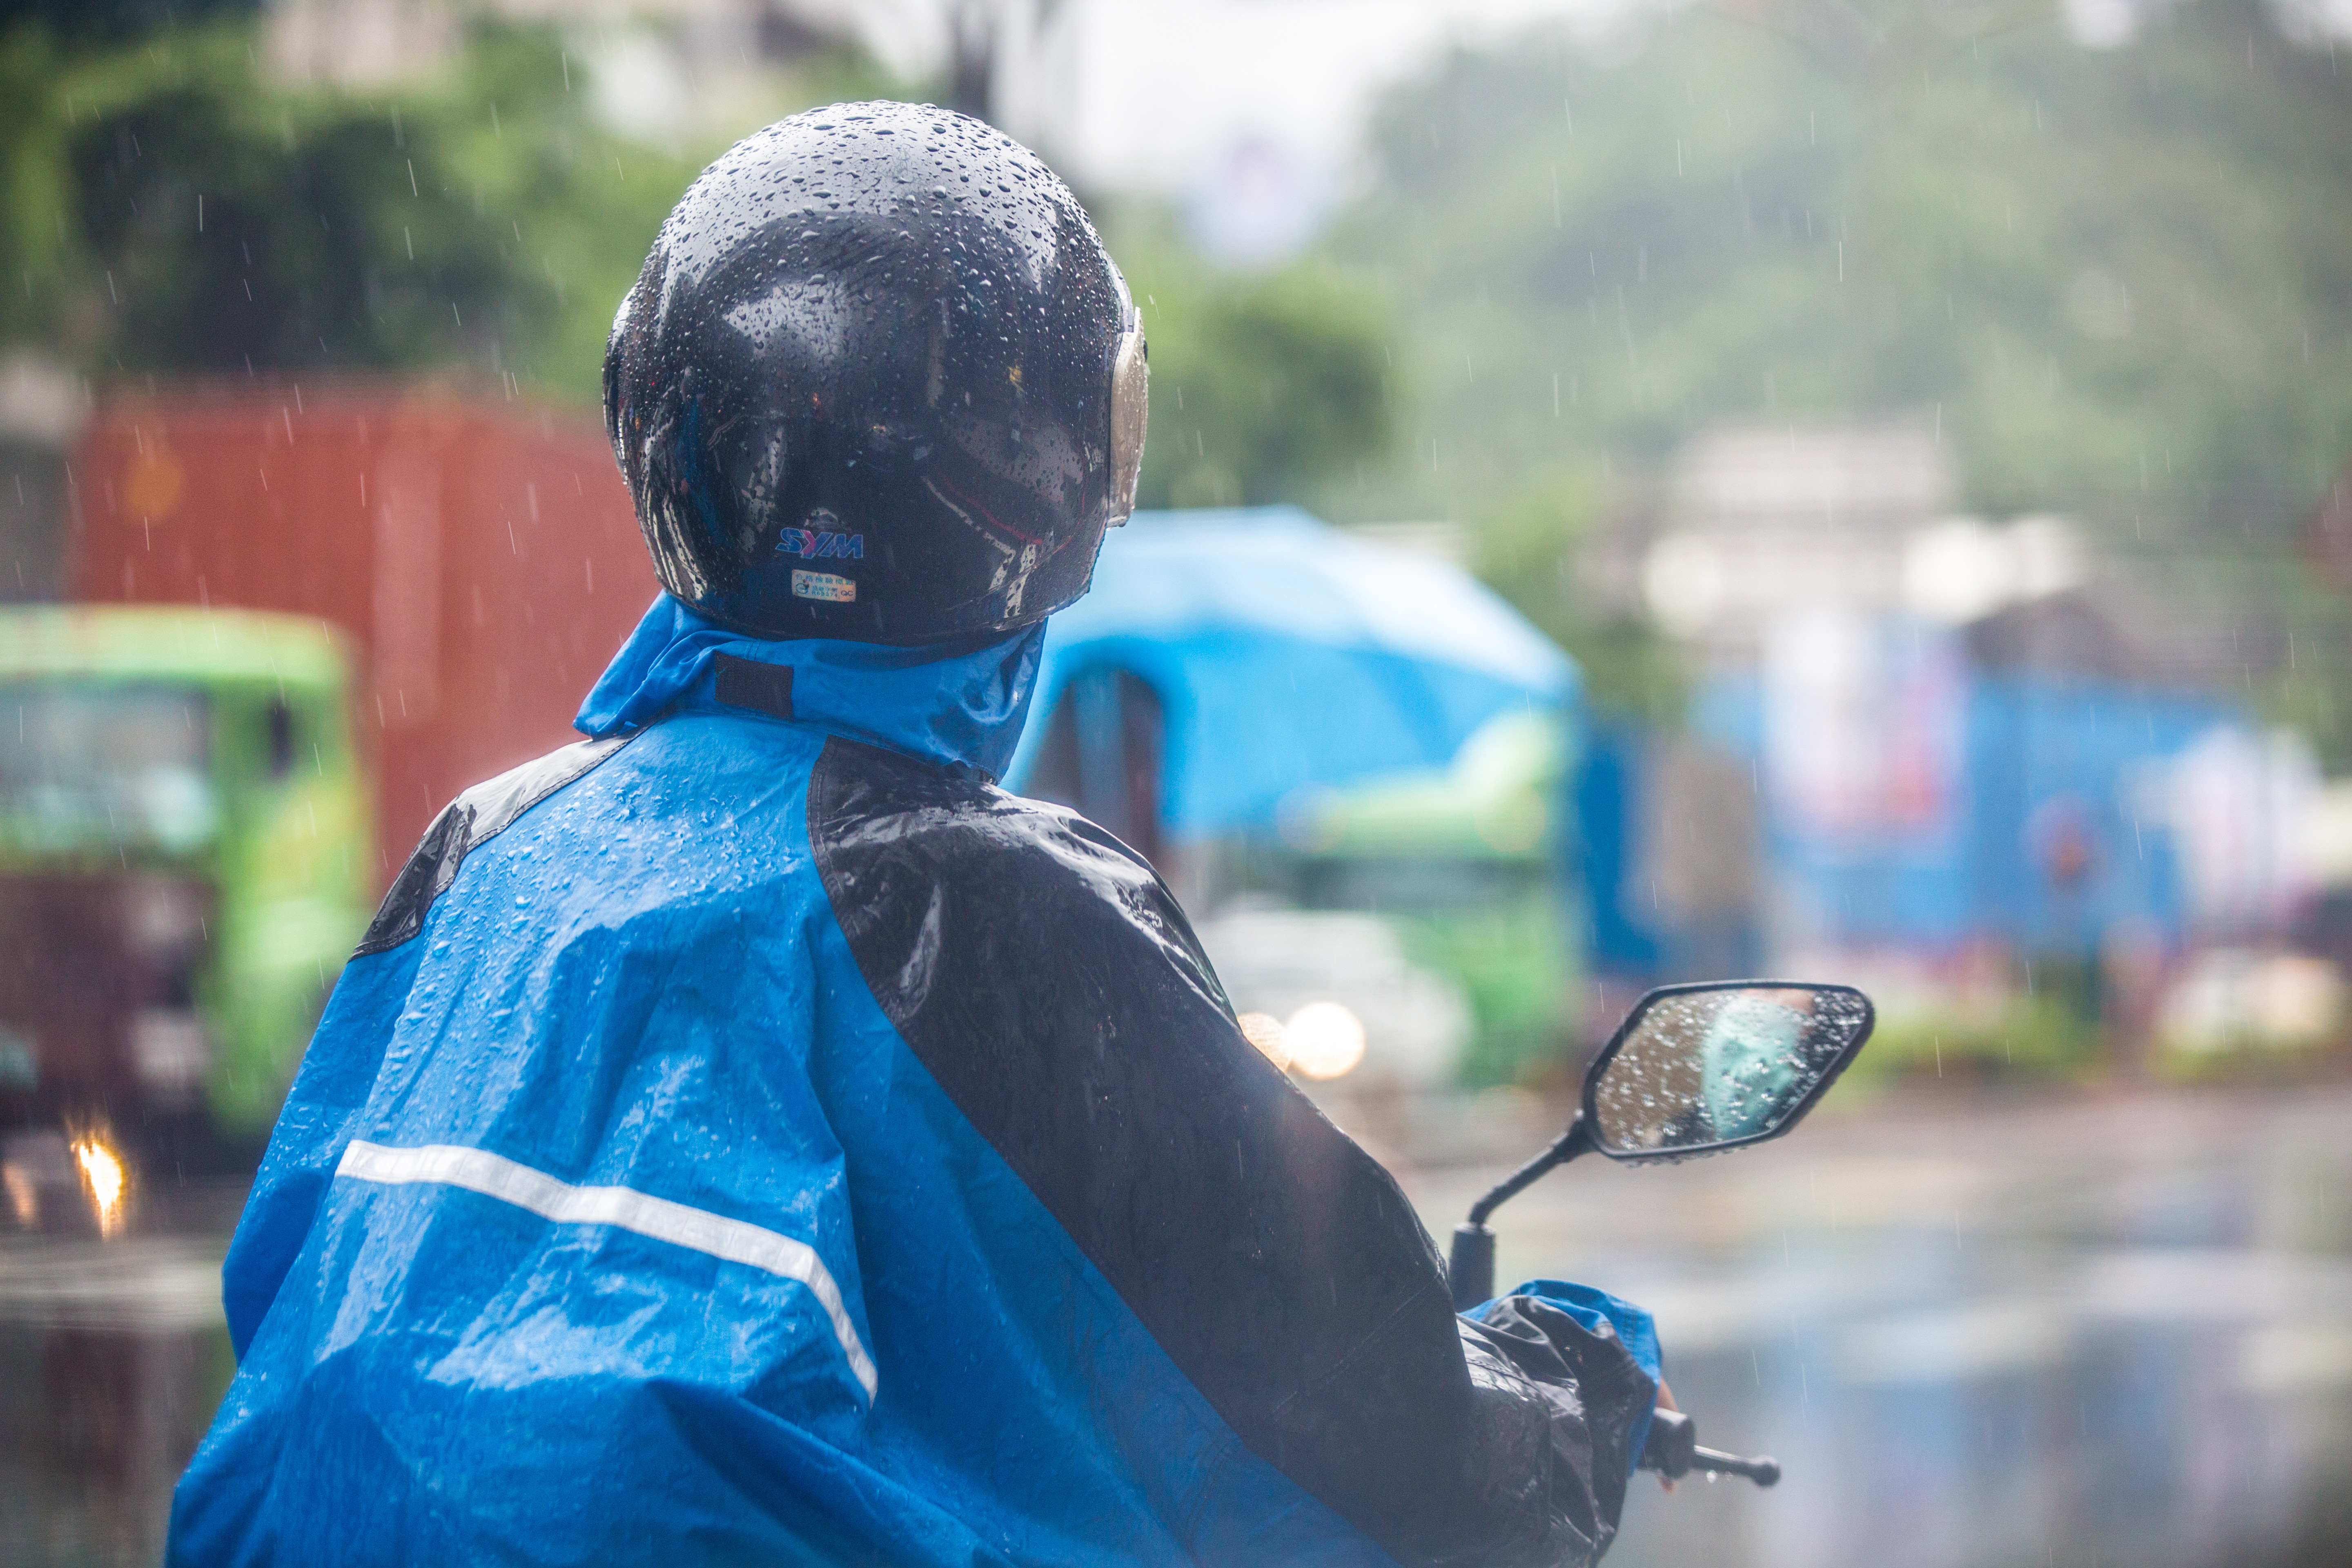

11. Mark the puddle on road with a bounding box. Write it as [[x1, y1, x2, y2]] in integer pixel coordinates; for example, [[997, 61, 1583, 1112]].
[[1, 1316, 232, 1567], [1604, 1278, 2352, 1568], [1429, 1092, 2352, 1568], [1, 1177, 241, 1568]]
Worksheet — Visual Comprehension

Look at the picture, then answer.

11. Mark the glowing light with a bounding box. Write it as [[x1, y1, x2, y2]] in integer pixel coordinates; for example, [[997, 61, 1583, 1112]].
[[74, 1139, 125, 1236], [1237, 1011, 1292, 1070], [1285, 1002, 1366, 1081], [2, 1163, 33, 1229]]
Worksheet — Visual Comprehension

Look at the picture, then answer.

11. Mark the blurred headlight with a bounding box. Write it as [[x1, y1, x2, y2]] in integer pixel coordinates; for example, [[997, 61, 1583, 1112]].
[[1286, 1002, 1366, 1080]]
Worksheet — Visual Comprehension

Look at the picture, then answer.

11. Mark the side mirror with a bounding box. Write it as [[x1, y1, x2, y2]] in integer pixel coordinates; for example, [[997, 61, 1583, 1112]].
[[1585, 981, 1874, 1161], [1449, 980, 1874, 1310]]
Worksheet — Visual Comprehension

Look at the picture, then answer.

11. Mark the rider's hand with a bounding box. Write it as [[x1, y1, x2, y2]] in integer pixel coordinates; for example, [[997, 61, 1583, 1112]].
[[1655, 1380, 1679, 1492]]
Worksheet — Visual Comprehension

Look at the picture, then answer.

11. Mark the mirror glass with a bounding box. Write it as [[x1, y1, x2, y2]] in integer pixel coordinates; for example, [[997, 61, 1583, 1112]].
[[1590, 984, 1871, 1158]]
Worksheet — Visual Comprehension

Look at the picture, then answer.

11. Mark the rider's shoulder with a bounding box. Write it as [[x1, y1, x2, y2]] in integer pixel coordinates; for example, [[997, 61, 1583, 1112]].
[[807, 735, 1221, 1024], [806, 734, 1161, 902]]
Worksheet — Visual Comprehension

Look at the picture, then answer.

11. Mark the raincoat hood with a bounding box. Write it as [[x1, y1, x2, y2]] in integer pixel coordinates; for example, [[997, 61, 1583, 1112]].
[[576, 593, 1047, 781]]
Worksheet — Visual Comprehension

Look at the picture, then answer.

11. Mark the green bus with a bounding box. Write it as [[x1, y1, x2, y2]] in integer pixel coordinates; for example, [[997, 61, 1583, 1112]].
[[0, 607, 372, 1154], [1285, 710, 1573, 1087], [1195, 710, 1578, 1092]]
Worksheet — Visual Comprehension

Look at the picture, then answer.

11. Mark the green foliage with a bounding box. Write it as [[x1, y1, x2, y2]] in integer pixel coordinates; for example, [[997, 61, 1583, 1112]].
[[12, 22, 702, 396], [0, 0, 257, 45], [1330, 0, 2352, 558], [1845, 992, 2101, 1084], [1468, 465, 1686, 719], [0, 19, 891, 403], [70, 56, 544, 374], [1109, 220, 1399, 510], [0, 22, 107, 353], [417, 27, 704, 400], [4, 16, 1403, 499]]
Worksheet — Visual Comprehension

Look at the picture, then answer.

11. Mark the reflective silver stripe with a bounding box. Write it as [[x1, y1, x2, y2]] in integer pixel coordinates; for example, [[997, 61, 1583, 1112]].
[[336, 1140, 878, 1399]]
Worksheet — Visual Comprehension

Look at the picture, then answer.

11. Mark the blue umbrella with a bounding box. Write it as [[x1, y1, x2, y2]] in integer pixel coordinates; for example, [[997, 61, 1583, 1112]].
[[1004, 506, 1577, 836]]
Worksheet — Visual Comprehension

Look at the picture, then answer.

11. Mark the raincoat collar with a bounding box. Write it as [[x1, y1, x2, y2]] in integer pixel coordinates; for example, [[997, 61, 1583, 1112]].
[[577, 594, 1046, 782]]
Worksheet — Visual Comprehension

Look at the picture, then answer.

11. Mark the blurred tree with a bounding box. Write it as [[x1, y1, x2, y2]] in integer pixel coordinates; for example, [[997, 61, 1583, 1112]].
[[0, 16, 890, 403], [935, 0, 1067, 125], [1, 22, 700, 394], [0, 12, 267, 365], [1111, 221, 1398, 510], [67, 56, 541, 375], [1470, 464, 1686, 721], [1340, 0, 2352, 535], [2, 8, 1395, 505], [0, 0, 257, 44], [1327, 0, 2352, 745]]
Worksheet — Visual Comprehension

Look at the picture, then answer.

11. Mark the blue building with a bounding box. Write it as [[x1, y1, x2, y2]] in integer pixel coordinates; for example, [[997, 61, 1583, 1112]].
[[1585, 601, 2241, 979]]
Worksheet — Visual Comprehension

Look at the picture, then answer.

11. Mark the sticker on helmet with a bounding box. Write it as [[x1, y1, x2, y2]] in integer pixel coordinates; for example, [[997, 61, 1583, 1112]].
[[791, 570, 857, 603], [776, 528, 864, 559]]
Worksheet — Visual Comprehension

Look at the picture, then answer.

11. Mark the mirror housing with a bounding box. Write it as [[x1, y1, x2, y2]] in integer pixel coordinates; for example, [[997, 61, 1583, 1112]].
[[1448, 980, 1873, 1310], [1584, 980, 1874, 1163]]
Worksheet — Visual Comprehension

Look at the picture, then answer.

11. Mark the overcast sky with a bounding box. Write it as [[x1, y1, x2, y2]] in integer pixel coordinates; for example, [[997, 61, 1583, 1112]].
[[808, 0, 2352, 259], [829, 0, 1657, 196]]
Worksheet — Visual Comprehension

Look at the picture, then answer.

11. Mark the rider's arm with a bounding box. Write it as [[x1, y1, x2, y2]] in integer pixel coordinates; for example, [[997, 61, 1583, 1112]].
[[813, 743, 1661, 1568]]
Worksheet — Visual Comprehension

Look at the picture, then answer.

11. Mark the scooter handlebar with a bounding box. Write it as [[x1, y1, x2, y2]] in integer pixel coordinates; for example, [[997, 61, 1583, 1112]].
[[1639, 1408, 1780, 1488], [1688, 1445, 1780, 1488]]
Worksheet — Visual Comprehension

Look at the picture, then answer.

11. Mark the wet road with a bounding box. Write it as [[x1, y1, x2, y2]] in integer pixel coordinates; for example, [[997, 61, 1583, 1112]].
[[1402, 1085, 2352, 1568], [1, 1180, 242, 1567], [4, 1086, 2348, 1567]]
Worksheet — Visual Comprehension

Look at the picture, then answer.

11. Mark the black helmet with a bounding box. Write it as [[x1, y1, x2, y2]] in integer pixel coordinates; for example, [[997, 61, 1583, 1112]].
[[603, 101, 1147, 643]]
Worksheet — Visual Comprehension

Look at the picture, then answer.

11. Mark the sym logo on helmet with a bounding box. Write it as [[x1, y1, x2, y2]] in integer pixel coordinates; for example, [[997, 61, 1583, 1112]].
[[776, 529, 864, 560]]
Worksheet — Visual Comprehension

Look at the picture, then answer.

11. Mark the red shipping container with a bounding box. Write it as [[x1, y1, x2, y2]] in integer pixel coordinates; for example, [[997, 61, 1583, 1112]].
[[70, 385, 661, 886]]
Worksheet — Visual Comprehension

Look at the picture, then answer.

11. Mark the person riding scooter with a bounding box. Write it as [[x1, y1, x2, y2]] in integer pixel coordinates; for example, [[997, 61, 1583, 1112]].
[[167, 102, 1666, 1568]]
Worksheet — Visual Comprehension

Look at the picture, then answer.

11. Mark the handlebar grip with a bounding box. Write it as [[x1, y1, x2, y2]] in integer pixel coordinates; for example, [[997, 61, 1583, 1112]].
[[1639, 1408, 1780, 1487], [1691, 1445, 1780, 1488], [1640, 1408, 1696, 1475]]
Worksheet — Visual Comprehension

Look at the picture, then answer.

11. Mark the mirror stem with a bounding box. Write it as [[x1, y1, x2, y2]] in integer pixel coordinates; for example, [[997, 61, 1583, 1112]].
[[1451, 1116, 1595, 1311], [1467, 1113, 1592, 1227]]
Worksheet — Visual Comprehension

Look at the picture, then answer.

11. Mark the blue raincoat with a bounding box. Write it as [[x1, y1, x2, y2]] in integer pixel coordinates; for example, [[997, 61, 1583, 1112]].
[[169, 596, 1661, 1567]]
